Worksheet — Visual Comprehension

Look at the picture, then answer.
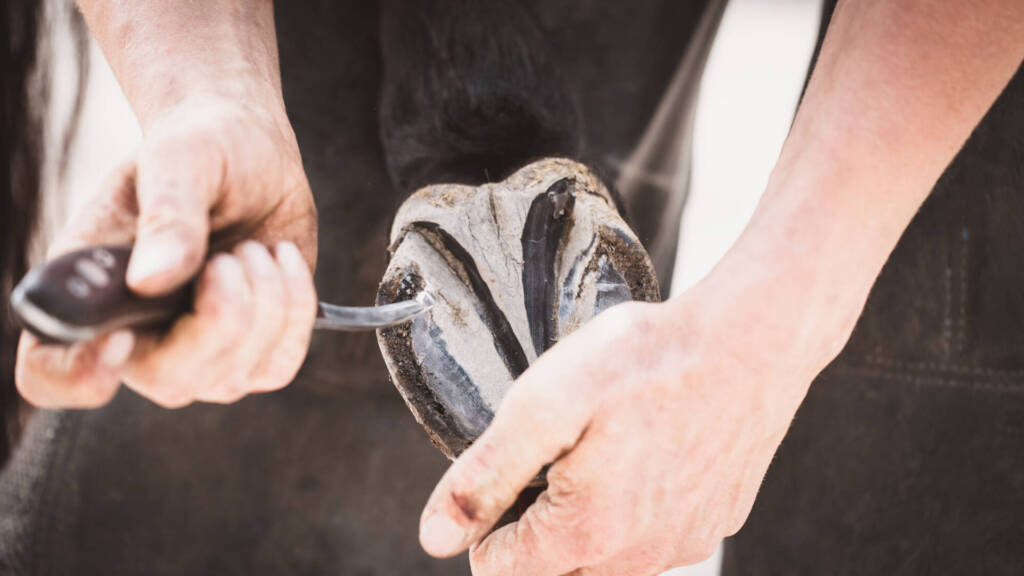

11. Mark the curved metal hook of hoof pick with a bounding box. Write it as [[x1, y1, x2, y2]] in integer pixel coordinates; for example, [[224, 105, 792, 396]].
[[376, 158, 660, 459]]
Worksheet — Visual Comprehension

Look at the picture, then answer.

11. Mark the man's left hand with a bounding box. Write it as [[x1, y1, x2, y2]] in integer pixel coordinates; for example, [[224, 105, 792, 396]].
[[416, 292, 819, 575]]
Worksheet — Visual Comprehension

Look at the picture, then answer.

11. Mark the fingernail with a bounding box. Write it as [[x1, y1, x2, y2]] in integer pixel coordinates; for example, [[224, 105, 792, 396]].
[[420, 513, 466, 557], [275, 241, 307, 275], [237, 240, 268, 259], [127, 235, 187, 286], [210, 255, 247, 294], [100, 330, 135, 368]]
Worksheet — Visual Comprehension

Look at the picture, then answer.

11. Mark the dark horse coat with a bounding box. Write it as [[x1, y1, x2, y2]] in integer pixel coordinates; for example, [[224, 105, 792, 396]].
[[2, 1, 1023, 574]]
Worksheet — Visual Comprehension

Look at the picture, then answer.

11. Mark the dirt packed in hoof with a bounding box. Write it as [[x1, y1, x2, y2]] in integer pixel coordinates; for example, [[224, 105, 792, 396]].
[[377, 158, 660, 459]]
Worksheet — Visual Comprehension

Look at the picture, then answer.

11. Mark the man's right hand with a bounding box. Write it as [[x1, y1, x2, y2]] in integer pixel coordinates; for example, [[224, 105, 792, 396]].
[[15, 94, 319, 409]]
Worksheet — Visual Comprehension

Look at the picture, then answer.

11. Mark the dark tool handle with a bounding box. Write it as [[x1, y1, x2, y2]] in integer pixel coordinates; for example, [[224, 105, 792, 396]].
[[11, 245, 192, 344]]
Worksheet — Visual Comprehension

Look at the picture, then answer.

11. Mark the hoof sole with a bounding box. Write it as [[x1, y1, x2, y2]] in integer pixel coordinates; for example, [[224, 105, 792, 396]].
[[377, 159, 659, 458]]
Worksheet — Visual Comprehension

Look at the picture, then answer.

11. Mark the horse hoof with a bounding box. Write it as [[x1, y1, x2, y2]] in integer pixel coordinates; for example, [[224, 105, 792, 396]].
[[376, 158, 660, 459]]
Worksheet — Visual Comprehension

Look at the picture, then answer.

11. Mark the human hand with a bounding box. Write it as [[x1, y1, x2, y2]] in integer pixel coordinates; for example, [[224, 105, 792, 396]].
[[16, 95, 318, 409], [416, 284, 833, 575]]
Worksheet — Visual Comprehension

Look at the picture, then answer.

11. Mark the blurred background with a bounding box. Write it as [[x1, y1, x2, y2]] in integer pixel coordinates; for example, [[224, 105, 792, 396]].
[[38, 0, 823, 574]]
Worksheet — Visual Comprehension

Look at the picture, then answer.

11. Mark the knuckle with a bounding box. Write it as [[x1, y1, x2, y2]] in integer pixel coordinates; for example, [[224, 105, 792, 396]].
[[137, 219, 206, 271], [594, 301, 653, 347], [547, 463, 595, 504], [137, 203, 202, 243], [136, 202, 180, 231], [126, 374, 192, 409], [441, 491, 482, 528], [73, 377, 120, 408], [146, 389, 193, 410], [443, 481, 488, 526], [252, 351, 305, 392], [598, 299, 643, 325], [440, 460, 510, 526], [247, 377, 285, 395], [195, 368, 249, 401], [197, 387, 248, 405], [216, 364, 255, 392]]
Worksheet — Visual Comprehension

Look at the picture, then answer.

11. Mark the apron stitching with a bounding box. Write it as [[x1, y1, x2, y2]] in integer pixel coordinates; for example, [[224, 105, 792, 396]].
[[943, 265, 953, 360], [833, 364, 1024, 390], [860, 355, 1024, 377], [957, 227, 969, 355]]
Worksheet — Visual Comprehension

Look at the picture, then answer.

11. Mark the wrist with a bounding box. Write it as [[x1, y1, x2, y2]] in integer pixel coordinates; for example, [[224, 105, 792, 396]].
[[80, 0, 284, 130], [127, 66, 286, 132], [677, 161, 887, 382]]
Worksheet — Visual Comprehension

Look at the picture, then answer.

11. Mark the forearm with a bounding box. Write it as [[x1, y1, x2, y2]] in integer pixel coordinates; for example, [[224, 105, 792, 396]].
[[686, 0, 1024, 380], [77, 0, 283, 129]]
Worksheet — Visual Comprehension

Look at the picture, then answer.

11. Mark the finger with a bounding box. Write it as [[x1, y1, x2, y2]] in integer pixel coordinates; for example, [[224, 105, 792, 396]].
[[128, 133, 223, 295], [468, 490, 585, 576], [248, 241, 317, 392], [468, 439, 626, 576], [15, 330, 134, 409], [193, 241, 285, 403], [48, 161, 139, 257], [419, 356, 595, 558], [122, 254, 250, 408]]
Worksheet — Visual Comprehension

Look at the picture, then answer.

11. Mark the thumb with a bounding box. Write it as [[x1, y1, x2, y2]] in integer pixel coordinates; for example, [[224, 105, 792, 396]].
[[127, 135, 222, 296], [418, 361, 594, 558], [48, 162, 140, 257]]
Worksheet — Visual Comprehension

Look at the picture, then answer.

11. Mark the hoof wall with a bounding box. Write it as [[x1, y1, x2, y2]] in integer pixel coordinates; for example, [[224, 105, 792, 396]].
[[377, 159, 659, 458]]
